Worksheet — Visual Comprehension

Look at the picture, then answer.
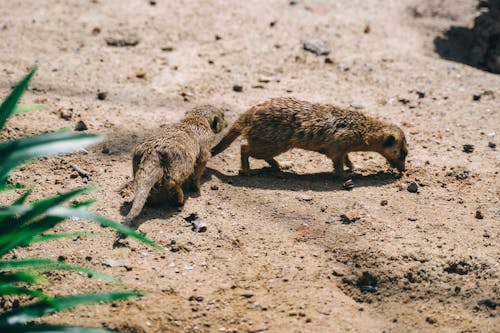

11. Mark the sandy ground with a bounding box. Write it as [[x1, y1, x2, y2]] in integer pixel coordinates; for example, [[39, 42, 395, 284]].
[[0, 0, 499, 332]]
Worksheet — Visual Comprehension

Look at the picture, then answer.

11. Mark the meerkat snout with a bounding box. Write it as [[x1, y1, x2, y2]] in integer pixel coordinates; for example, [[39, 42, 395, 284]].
[[380, 128, 408, 173]]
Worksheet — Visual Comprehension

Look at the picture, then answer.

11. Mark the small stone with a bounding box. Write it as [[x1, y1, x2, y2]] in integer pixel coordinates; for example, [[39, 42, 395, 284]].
[[303, 39, 330, 56], [407, 182, 418, 193], [210, 184, 219, 190], [135, 69, 146, 79], [297, 194, 313, 202], [488, 141, 496, 148], [59, 108, 73, 120], [324, 57, 335, 64], [340, 210, 361, 224], [74, 120, 88, 131], [289, 0, 299, 5], [425, 317, 437, 325], [97, 91, 107, 100], [103, 259, 129, 267], [416, 91, 425, 98], [380, 199, 388, 206], [101, 146, 110, 154], [232, 84, 243, 92], [472, 94, 481, 101], [475, 210, 484, 219], [149, 1, 156, 5], [342, 179, 354, 191], [184, 213, 207, 233], [363, 24, 370, 34], [462, 144, 474, 153], [478, 299, 497, 310], [350, 102, 365, 109], [269, 20, 277, 27], [215, 34, 222, 41], [91, 27, 101, 36], [105, 35, 139, 47], [161, 46, 174, 52]]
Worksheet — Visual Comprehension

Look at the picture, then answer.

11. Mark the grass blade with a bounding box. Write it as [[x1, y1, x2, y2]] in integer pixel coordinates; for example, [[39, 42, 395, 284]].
[[0, 67, 37, 130], [0, 291, 143, 325], [0, 285, 51, 300], [0, 258, 117, 285], [12, 104, 46, 115], [0, 271, 47, 284], [0, 131, 102, 183], [12, 189, 32, 205], [48, 207, 163, 251], [0, 324, 118, 333]]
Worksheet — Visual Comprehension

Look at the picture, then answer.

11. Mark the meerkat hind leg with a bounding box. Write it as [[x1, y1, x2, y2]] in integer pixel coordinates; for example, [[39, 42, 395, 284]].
[[344, 154, 354, 171]]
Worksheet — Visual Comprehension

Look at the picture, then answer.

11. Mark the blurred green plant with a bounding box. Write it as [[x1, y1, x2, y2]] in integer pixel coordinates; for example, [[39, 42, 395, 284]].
[[0, 67, 161, 332]]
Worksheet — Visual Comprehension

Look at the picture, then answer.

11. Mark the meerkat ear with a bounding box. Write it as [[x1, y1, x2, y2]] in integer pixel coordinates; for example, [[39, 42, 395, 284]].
[[383, 134, 396, 147], [211, 116, 221, 132]]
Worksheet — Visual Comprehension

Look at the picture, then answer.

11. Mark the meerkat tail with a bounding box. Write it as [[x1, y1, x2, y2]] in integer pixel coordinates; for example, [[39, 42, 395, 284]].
[[124, 160, 163, 225], [211, 125, 242, 156]]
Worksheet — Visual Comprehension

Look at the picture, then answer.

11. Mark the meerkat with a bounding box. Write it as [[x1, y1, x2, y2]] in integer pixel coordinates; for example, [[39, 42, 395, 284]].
[[211, 97, 407, 177], [123, 105, 226, 226]]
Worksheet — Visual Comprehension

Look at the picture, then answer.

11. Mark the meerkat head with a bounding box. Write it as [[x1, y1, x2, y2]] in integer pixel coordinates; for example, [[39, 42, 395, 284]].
[[379, 125, 408, 173], [188, 105, 227, 133]]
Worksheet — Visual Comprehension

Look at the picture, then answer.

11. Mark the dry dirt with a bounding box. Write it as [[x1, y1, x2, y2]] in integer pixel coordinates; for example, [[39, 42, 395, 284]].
[[0, 0, 499, 332]]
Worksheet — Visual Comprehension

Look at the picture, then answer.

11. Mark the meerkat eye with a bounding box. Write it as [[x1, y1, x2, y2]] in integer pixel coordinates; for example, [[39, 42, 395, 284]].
[[383, 134, 396, 147], [211, 116, 221, 132]]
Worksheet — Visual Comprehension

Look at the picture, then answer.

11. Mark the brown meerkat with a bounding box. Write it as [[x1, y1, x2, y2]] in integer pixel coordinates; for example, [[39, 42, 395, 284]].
[[211, 97, 407, 177], [124, 105, 226, 226]]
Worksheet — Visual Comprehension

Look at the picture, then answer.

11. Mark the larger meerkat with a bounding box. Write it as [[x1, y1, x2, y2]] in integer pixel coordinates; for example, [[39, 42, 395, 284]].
[[124, 105, 226, 225], [211, 97, 407, 177]]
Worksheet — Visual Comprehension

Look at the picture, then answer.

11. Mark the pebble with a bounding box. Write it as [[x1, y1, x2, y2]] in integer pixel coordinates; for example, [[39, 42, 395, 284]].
[[59, 108, 73, 120], [475, 210, 484, 219], [342, 179, 354, 191], [232, 84, 243, 92], [74, 120, 88, 131], [350, 102, 365, 109], [340, 210, 361, 224], [289, 0, 299, 5], [488, 141, 496, 148], [303, 39, 330, 56], [97, 91, 107, 100], [297, 194, 313, 202], [462, 144, 474, 153], [103, 259, 129, 267], [105, 35, 139, 47], [472, 94, 481, 101], [478, 299, 497, 310], [380, 199, 388, 206], [407, 182, 418, 193], [426, 317, 437, 325], [184, 212, 207, 233], [210, 184, 219, 190], [135, 69, 146, 79]]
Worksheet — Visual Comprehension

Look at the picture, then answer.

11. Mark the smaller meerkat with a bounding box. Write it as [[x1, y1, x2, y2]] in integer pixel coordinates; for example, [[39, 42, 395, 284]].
[[124, 105, 226, 226], [211, 97, 407, 177]]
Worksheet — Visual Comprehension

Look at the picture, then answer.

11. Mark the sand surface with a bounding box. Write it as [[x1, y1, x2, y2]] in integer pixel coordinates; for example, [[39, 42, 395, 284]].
[[0, 0, 498, 332]]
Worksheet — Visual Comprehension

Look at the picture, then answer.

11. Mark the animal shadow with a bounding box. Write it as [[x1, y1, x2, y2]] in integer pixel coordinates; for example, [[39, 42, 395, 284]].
[[205, 167, 399, 192]]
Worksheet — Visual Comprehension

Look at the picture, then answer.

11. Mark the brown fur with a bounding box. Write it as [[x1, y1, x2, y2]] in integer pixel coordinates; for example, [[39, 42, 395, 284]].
[[124, 105, 226, 226], [211, 97, 408, 177]]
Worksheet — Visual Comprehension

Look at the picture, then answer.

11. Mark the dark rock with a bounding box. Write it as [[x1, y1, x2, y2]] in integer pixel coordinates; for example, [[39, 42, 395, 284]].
[[74, 120, 88, 131], [342, 179, 354, 191], [407, 182, 418, 193], [488, 141, 496, 148], [426, 317, 437, 325], [105, 35, 139, 47], [340, 210, 361, 224], [210, 184, 219, 190], [475, 210, 484, 219], [97, 91, 107, 100], [473, 94, 482, 101], [232, 84, 243, 92], [184, 213, 207, 233], [356, 271, 378, 293], [380, 199, 388, 206], [478, 298, 497, 310], [463, 144, 474, 153]]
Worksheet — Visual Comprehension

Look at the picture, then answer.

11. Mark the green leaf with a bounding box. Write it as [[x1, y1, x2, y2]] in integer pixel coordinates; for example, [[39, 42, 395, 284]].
[[0, 291, 143, 325], [29, 231, 93, 244], [0, 259, 117, 285], [0, 131, 102, 183], [12, 104, 46, 115], [0, 324, 118, 333], [0, 285, 51, 300], [0, 271, 47, 284], [0, 67, 37, 131], [47, 206, 163, 251], [12, 189, 32, 205]]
